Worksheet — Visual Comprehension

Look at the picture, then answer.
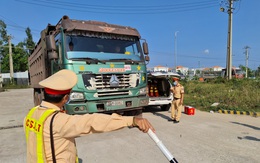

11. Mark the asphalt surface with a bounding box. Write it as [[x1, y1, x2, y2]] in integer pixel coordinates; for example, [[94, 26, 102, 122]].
[[0, 88, 259, 163]]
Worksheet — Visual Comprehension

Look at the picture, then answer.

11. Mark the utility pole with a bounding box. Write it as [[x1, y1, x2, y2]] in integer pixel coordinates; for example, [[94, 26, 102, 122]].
[[244, 46, 250, 78], [221, 0, 239, 80], [8, 36, 14, 84], [227, 0, 233, 80], [174, 31, 179, 72], [198, 60, 201, 75], [0, 54, 2, 88]]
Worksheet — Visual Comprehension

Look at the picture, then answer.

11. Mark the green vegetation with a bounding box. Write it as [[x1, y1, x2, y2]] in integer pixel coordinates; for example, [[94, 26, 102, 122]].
[[3, 84, 30, 89], [1, 20, 35, 73], [182, 78, 260, 113]]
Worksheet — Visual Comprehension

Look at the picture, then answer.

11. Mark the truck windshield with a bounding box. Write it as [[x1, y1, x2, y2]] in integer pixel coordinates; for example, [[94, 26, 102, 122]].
[[65, 33, 144, 61]]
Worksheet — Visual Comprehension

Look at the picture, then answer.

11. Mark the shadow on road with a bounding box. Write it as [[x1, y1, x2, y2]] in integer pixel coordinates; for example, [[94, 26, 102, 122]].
[[237, 136, 260, 141], [232, 121, 260, 142], [144, 106, 171, 121], [231, 121, 260, 130]]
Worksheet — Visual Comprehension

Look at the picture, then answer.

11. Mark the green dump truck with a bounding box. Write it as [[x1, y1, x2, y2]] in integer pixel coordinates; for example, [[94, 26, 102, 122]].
[[28, 15, 150, 115]]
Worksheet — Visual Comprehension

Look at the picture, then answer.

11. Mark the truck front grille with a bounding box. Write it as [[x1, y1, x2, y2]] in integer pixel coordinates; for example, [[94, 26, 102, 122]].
[[82, 73, 139, 97]]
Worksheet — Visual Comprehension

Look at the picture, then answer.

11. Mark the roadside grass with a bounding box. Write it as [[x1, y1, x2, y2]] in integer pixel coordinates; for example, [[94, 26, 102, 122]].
[[2, 84, 30, 89], [182, 78, 260, 113], [2, 78, 260, 113]]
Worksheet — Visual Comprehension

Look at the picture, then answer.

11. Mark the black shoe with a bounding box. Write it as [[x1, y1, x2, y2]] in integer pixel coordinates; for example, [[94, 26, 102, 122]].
[[168, 119, 173, 122], [174, 121, 180, 123]]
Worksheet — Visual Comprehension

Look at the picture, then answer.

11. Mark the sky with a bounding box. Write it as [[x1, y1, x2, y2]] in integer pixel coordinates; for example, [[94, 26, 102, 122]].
[[0, 0, 259, 70]]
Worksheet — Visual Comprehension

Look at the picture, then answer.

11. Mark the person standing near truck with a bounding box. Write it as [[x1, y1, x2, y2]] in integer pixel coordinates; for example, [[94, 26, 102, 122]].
[[24, 69, 155, 163], [168, 76, 184, 123]]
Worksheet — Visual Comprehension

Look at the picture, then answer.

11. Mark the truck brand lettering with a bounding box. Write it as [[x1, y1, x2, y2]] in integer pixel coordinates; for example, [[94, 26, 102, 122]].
[[99, 68, 125, 72]]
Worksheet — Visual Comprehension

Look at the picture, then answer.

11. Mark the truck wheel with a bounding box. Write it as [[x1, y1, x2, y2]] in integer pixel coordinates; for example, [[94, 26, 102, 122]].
[[161, 104, 171, 111], [134, 109, 143, 118], [34, 90, 42, 106], [124, 109, 143, 117]]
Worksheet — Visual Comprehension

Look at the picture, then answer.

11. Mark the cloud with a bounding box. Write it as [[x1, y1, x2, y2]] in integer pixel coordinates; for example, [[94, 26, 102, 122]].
[[204, 49, 209, 54]]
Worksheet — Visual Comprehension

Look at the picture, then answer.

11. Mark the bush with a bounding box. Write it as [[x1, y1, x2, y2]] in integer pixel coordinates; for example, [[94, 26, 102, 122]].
[[3, 83, 30, 89], [182, 79, 260, 112]]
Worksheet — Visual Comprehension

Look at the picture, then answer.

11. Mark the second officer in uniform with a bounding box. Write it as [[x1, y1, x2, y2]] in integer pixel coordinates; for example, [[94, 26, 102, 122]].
[[169, 76, 184, 123]]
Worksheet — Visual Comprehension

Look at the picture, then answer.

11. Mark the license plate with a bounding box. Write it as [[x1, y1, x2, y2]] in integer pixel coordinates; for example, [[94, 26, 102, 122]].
[[106, 101, 124, 106]]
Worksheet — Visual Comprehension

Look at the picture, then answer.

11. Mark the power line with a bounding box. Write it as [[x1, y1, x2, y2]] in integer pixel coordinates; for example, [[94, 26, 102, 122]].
[[0, 14, 22, 28], [47, 0, 217, 9], [15, 0, 219, 14], [0, 14, 40, 45], [0, 14, 40, 33]]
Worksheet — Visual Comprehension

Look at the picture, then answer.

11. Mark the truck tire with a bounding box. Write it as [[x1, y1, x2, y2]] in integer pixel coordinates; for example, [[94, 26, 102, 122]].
[[161, 104, 171, 111], [123, 109, 143, 117], [34, 90, 42, 106]]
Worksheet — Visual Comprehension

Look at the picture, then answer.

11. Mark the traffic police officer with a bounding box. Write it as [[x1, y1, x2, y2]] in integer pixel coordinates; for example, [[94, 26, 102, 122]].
[[169, 76, 184, 123], [24, 69, 154, 163]]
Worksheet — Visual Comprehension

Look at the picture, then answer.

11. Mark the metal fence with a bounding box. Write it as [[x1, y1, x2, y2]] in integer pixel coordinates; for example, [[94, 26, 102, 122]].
[[0, 71, 29, 86]]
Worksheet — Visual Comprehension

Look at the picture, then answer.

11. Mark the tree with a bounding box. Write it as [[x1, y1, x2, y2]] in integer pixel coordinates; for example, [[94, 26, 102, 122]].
[[195, 69, 200, 75], [0, 22, 35, 73], [14, 43, 28, 72], [1, 41, 29, 72], [256, 66, 260, 77], [0, 20, 8, 72], [0, 20, 9, 73], [239, 65, 253, 77], [0, 20, 8, 44], [25, 27, 35, 53], [0, 45, 9, 73]]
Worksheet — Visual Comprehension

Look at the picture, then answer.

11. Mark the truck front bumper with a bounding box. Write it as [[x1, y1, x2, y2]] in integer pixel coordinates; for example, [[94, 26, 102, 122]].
[[64, 96, 149, 115]]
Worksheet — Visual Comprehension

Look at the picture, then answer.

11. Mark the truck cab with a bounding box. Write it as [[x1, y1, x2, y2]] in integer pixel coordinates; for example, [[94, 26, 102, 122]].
[[28, 16, 150, 115], [147, 72, 180, 111]]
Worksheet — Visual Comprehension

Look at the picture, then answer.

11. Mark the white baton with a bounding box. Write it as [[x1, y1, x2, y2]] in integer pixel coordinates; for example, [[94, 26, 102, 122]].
[[147, 129, 178, 163]]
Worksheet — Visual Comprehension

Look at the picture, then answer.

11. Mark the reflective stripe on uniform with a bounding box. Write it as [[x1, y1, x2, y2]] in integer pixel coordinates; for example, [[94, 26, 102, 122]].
[[25, 106, 56, 163]]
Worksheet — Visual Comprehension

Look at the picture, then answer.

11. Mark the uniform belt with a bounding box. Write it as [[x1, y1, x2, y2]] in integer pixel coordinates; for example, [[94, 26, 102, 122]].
[[174, 97, 180, 100]]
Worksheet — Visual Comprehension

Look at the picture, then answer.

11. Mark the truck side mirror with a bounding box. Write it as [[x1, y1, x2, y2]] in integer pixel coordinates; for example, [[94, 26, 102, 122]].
[[145, 55, 150, 61], [143, 42, 149, 55], [46, 35, 58, 60]]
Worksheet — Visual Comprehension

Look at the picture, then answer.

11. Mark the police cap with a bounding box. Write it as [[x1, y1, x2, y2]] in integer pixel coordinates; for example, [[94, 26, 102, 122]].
[[172, 76, 180, 81], [39, 69, 77, 95]]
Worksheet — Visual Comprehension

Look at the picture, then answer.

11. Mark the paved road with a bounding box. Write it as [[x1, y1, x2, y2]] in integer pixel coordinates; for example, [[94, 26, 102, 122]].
[[0, 89, 259, 163]]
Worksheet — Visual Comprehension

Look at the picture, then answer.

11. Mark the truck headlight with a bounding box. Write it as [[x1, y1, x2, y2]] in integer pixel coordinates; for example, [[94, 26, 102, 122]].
[[70, 92, 84, 101], [139, 87, 147, 95]]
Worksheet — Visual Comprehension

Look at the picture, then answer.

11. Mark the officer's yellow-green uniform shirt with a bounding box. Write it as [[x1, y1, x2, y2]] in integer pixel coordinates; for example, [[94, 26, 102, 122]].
[[171, 83, 184, 99], [24, 101, 134, 163]]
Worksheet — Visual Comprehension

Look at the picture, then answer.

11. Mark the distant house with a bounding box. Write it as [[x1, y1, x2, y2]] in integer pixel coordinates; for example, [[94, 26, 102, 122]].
[[202, 67, 211, 71], [148, 65, 225, 77], [153, 65, 169, 72], [212, 66, 224, 71], [176, 66, 189, 75], [202, 66, 224, 72]]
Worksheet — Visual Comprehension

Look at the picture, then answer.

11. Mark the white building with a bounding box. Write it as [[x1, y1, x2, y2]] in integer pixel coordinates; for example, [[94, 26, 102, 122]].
[[176, 66, 189, 75], [152, 65, 169, 72]]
